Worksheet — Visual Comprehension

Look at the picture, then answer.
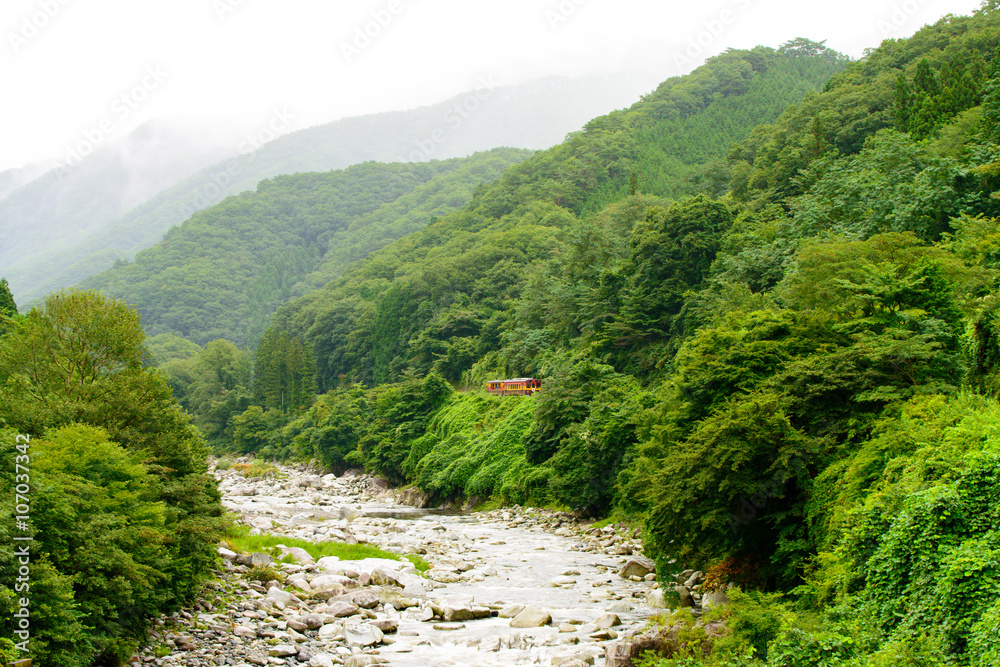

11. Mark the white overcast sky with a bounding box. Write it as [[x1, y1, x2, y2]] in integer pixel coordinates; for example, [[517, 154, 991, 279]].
[[0, 0, 988, 172]]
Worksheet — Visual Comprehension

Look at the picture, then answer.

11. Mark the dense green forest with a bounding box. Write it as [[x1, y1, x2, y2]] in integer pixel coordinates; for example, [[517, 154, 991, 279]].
[[0, 290, 224, 666], [10, 5, 1000, 665], [165, 11, 1000, 663], [82, 149, 532, 347]]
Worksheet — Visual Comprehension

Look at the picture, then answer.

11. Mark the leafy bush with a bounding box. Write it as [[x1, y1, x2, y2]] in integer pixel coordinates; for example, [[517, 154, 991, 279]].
[[214, 458, 235, 470]]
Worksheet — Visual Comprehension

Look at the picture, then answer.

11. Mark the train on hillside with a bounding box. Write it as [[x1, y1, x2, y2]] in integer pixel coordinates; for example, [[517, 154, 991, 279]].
[[485, 378, 542, 396]]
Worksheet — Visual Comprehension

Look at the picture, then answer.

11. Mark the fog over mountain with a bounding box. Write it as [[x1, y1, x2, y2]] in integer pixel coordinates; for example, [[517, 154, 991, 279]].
[[0, 72, 653, 305]]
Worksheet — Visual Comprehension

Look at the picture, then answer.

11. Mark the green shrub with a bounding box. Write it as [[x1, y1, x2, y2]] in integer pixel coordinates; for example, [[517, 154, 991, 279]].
[[247, 565, 284, 583]]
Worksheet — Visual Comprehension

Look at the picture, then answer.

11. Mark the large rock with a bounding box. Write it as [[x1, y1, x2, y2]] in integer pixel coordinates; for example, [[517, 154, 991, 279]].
[[310, 574, 356, 592], [280, 546, 316, 566], [268, 644, 298, 657], [250, 552, 275, 567], [344, 656, 389, 667], [326, 601, 360, 617], [510, 606, 552, 628], [646, 589, 669, 609], [371, 618, 398, 634], [309, 654, 337, 667], [499, 604, 525, 618], [265, 587, 303, 607], [345, 621, 384, 647], [315, 556, 343, 571], [594, 613, 621, 629], [298, 475, 324, 489], [618, 557, 655, 579], [377, 588, 417, 610]]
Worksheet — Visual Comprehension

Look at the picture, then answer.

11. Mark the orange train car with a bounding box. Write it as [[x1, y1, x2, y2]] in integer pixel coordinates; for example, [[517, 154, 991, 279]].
[[485, 378, 542, 396]]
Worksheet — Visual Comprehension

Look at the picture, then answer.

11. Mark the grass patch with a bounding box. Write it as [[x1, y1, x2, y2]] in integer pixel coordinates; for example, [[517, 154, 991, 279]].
[[471, 497, 505, 512], [223, 523, 408, 564], [403, 554, 431, 572]]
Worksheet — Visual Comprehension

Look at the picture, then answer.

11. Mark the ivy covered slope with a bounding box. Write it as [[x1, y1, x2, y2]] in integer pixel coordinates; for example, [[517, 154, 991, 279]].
[[225, 9, 1000, 665], [79, 148, 533, 348], [0, 290, 225, 667]]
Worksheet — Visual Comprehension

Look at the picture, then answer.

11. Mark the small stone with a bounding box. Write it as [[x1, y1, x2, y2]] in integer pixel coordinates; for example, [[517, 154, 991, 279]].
[[326, 601, 360, 617]]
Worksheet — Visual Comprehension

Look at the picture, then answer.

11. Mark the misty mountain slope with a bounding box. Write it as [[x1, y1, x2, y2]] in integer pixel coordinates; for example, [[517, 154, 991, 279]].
[[0, 161, 50, 201], [8, 73, 652, 305], [79, 148, 533, 347], [0, 120, 236, 297]]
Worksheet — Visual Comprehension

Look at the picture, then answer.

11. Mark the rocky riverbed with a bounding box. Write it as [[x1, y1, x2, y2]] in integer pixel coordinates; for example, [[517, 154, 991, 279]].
[[132, 461, 675, 666]]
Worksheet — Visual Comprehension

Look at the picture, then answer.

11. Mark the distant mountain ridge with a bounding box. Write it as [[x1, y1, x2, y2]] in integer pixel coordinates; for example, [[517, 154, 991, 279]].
[[3, 72, 655, 305], [79, 148, 535, 347]]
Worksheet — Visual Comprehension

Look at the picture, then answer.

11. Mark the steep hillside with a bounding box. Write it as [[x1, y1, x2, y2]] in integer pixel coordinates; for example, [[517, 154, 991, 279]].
[[81, 148, 533, 346], [270, 41, 849, 387], [9, 73, 650, 305]]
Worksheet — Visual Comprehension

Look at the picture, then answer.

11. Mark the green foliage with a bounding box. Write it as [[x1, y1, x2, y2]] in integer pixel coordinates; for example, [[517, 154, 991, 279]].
[[602, 196, 734, 370], [80, 150, 533, 348], [0, 290, 225, 666], [0, 277, 16, 318], [643, 392, 818, 582], [254, 329, 316, 413]]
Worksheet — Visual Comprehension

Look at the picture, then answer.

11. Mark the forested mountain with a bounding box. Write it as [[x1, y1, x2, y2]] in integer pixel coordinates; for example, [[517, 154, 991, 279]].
[[6, 73, 651, 306], [81, 149, 533, 347], [156, 8, 1000, 664], [270, 40, 848, 388]]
